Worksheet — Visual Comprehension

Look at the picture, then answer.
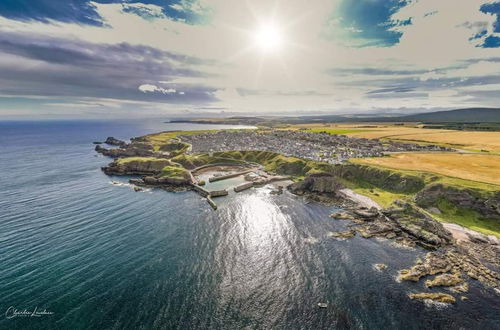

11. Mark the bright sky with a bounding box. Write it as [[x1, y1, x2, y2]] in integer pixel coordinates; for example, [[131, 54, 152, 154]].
[[0, 0, 499, 118]]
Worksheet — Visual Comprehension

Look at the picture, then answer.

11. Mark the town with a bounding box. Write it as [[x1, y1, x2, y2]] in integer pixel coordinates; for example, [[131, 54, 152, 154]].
[[179, 129, 451, 164]]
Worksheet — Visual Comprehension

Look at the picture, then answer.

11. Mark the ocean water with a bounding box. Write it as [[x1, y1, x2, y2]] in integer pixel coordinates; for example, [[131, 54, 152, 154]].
[[0, 120, 498, 330]]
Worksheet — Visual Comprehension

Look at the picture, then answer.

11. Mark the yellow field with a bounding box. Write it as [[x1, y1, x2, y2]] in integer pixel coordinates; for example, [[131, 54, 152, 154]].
[[353, 153, 500, 186], [378, 131, 500, 152], [292, 123, 500, 152]]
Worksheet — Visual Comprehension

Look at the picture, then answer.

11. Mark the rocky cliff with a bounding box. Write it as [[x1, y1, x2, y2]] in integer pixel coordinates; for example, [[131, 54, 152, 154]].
[[95, 141, 164, 158], [334, 164, 425, 193], [288, 173, 343, 195], [102, 158, 173, 176], [415, 184, 500, 219]]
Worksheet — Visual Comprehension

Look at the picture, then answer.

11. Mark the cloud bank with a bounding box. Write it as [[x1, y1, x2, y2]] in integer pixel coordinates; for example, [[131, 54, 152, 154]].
[[0, 0, 499, 117]]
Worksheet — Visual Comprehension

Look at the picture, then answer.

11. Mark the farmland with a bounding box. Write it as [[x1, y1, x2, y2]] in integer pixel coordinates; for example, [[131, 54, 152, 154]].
[[292, 123, 500, 152], [351, 153, 500, 186]]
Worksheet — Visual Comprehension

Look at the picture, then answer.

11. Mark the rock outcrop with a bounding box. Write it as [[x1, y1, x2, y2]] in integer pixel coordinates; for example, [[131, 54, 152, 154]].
[[399, 248, 499, 291], [348, 202, 452, 249], [95, 141, 163, 158], [329, 230, 356, 239], [102, 159, 172, 176], [105, 136, 128, 147], [408, 292, 456, 304], [415, 184, 500, 219], [334, 164, 425, 194], [425, 273, 464, 288], [289, 173, 343, 195], [381, 203, 453, 249]]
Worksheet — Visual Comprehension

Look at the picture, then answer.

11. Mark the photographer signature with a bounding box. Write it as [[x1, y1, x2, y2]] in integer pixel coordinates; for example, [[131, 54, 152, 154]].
[[5, 306, 54, 319]]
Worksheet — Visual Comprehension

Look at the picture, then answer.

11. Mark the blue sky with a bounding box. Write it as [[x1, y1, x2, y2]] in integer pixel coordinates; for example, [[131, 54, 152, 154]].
[[0, 0, 499, 118]]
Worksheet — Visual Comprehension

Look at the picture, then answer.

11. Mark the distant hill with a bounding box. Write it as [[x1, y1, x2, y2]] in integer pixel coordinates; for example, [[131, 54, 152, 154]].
[[170, 108, 500, 126], [388, 108, 500, 123]]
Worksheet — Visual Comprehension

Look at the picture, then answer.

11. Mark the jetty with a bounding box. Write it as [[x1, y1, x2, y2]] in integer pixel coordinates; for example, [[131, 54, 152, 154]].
[[206, 196, 217, 210], [234, 182, 253, 192], [209, 190, 229, 197], [208, 169, 253, 182], [192, 184, 210, 197]]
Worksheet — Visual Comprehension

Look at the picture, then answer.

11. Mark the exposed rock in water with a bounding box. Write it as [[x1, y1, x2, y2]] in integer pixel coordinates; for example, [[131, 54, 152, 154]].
[[408, 292, 456, 304], [329, 230, 356, 239], [449, 282, 469, 293], [374, 263, 388, 271], [398, 252, 452, 282], [353, 207, 379, 220], [105, 136, 128, 147], [399, 249, 499, 290], [330, 211, 357, 221], [425, 273, 463, 288], [270, 186, 284, 195]]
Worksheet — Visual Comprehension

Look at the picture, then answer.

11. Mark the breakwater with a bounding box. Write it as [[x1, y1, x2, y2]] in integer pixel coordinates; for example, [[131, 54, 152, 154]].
[[234, 182, 254, 192], [208, 170, 253, 182]]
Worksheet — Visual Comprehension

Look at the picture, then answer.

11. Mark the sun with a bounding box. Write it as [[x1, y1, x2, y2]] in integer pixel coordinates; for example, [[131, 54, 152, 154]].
[[254, 23, 284, 52]]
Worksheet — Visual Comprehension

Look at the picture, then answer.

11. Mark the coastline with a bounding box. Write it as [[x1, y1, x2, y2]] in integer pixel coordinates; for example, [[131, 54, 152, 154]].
[[95, 129, 500, 304], [4, 119, 500, 329]]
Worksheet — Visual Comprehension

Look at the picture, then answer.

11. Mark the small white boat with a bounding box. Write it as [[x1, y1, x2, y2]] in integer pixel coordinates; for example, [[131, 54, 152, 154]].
[[317, 302, 328, 308]]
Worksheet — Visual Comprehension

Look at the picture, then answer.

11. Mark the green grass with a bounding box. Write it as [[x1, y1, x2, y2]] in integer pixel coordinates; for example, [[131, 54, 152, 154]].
[[158, 141, 190, 155], [116, 157, 171, 165], [172, 150, 333, 177], [172, 153, 247, 169], [210, 150, 336, 177], [340, 178, 411, 208], [160, 166, 190, 179], [430, 198, 500, 237], [138, 130, 220, 151], [338, 161, 499, 235], [127, 130, 500, 236]]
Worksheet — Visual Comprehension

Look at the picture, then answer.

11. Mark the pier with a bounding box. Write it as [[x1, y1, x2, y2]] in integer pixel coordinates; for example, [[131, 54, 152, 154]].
[[208, 170, 253, 182], [234, 182, 254, 192]]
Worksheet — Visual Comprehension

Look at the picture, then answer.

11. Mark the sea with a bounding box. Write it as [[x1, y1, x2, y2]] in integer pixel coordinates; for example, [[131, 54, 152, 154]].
[[0, 119, 498, 330]]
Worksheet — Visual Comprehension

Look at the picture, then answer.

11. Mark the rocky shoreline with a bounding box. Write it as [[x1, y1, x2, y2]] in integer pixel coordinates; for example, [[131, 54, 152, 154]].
[[326, 192, 498, 304], [95, 135, 499, 304], [284, 172, 499, 304]]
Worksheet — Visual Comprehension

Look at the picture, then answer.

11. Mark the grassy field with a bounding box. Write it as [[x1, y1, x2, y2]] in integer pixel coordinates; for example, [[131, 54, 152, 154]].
[[291, 123, 500, 152], [160, 166, 191, 179], [116, 157, 170, 165], [430, 199, 500, 237], [382, 131, 500, 152], [352, 153, 500, 186]]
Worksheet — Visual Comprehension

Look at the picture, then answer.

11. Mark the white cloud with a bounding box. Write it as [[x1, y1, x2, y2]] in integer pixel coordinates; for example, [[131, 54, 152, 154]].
[[139, 84, 177, 94]]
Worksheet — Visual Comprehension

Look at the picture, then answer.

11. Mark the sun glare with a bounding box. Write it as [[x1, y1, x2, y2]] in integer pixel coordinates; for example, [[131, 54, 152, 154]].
[[254, 23, 283, 52]]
